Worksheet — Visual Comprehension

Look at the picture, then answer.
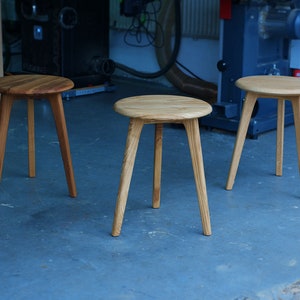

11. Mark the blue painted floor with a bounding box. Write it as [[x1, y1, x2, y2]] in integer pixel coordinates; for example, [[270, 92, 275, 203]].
[[1, 77, 300, 300]]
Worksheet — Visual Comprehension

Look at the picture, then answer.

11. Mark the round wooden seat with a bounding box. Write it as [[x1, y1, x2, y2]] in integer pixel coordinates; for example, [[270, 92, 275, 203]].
[[0, 74, 74, 96], [0, 74, 77, 197], [236, 75, 300, 96], [226, 75, 300, 190], [112, 95, 212, 237], [114, 95, 212, 121]]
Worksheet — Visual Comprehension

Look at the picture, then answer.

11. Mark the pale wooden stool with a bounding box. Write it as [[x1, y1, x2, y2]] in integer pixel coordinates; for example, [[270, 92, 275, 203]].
[[226, 75, 300, 190], [0, 74, 77, 197], [112, 95, 212, 236]]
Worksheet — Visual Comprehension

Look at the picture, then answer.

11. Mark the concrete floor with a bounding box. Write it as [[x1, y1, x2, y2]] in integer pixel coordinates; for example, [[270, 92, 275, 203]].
[[1, 77, 300, 300]]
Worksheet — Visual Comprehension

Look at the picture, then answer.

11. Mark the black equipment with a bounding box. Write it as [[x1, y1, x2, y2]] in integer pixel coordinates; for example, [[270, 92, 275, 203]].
[[20, 0, 111, 88]]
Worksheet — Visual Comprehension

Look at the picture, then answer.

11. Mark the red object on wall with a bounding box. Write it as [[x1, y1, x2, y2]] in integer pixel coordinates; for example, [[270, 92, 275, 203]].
[[220, 0, 232, 19], [293, 69, 300, 77]]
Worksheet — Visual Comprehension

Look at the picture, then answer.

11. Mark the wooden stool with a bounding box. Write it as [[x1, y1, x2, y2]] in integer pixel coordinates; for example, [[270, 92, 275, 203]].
[[226, 75, 300, 190], [0, 74, 77, 197], [112, 95, 212, 236]]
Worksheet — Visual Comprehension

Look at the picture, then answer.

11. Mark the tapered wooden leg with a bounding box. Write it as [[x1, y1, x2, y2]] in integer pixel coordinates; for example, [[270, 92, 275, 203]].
[[48, 94, 77, 198], [291, 97, 300, 172], [183, 118, 211, 236], [152, 123, 163, 209], [112, 118, 144, 236], [226, 92, 257, 190], [276, 98, 285, 176], [27, 98, 36, 177], [0, 95, 14, 179]]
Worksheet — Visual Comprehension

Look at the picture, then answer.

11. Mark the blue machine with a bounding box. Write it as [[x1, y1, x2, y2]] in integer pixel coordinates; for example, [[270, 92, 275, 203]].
[[202, 0, 300, 138]]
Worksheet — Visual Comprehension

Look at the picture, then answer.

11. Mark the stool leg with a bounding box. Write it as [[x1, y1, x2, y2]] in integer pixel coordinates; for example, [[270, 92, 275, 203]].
[[276, 98, 285, 176], [226, 92, 257, 190], [27, 98, 36, 177], [183, 118, 211, 236], [291, 97, 300, 172], [0, 95, 14, 179], [152, 123, 163, 209], [112, 118, 144, 237], [48, 94, 77, 198]]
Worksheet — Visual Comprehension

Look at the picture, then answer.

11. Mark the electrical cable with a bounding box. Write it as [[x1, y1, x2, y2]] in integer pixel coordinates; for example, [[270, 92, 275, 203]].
[[123, 11, 163, 48], [123, 0, 163, 47], [175, 60, 203, 81], [115, 0, 181, 79]]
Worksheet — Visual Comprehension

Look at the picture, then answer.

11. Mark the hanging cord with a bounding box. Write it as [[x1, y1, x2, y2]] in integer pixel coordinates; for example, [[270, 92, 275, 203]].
[[123, 0, 163, 48], [115, 0, 181, 79]]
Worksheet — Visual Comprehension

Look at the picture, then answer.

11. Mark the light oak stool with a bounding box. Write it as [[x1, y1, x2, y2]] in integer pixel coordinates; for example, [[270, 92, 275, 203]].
[[0, 74, 77, 197], [226, 75, 300, 190], [112, 95, 212, 236]]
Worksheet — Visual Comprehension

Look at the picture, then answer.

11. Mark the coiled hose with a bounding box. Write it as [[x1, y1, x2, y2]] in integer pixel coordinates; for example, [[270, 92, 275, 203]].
[[115, 0, 217, 104], [155, 0, 217, 104]]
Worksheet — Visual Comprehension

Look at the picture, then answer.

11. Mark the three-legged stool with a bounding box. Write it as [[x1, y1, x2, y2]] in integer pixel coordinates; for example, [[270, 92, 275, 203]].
[[112, 95, 212, 236], [0, 74, 77, 197], [226, 75, 300, 190]]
